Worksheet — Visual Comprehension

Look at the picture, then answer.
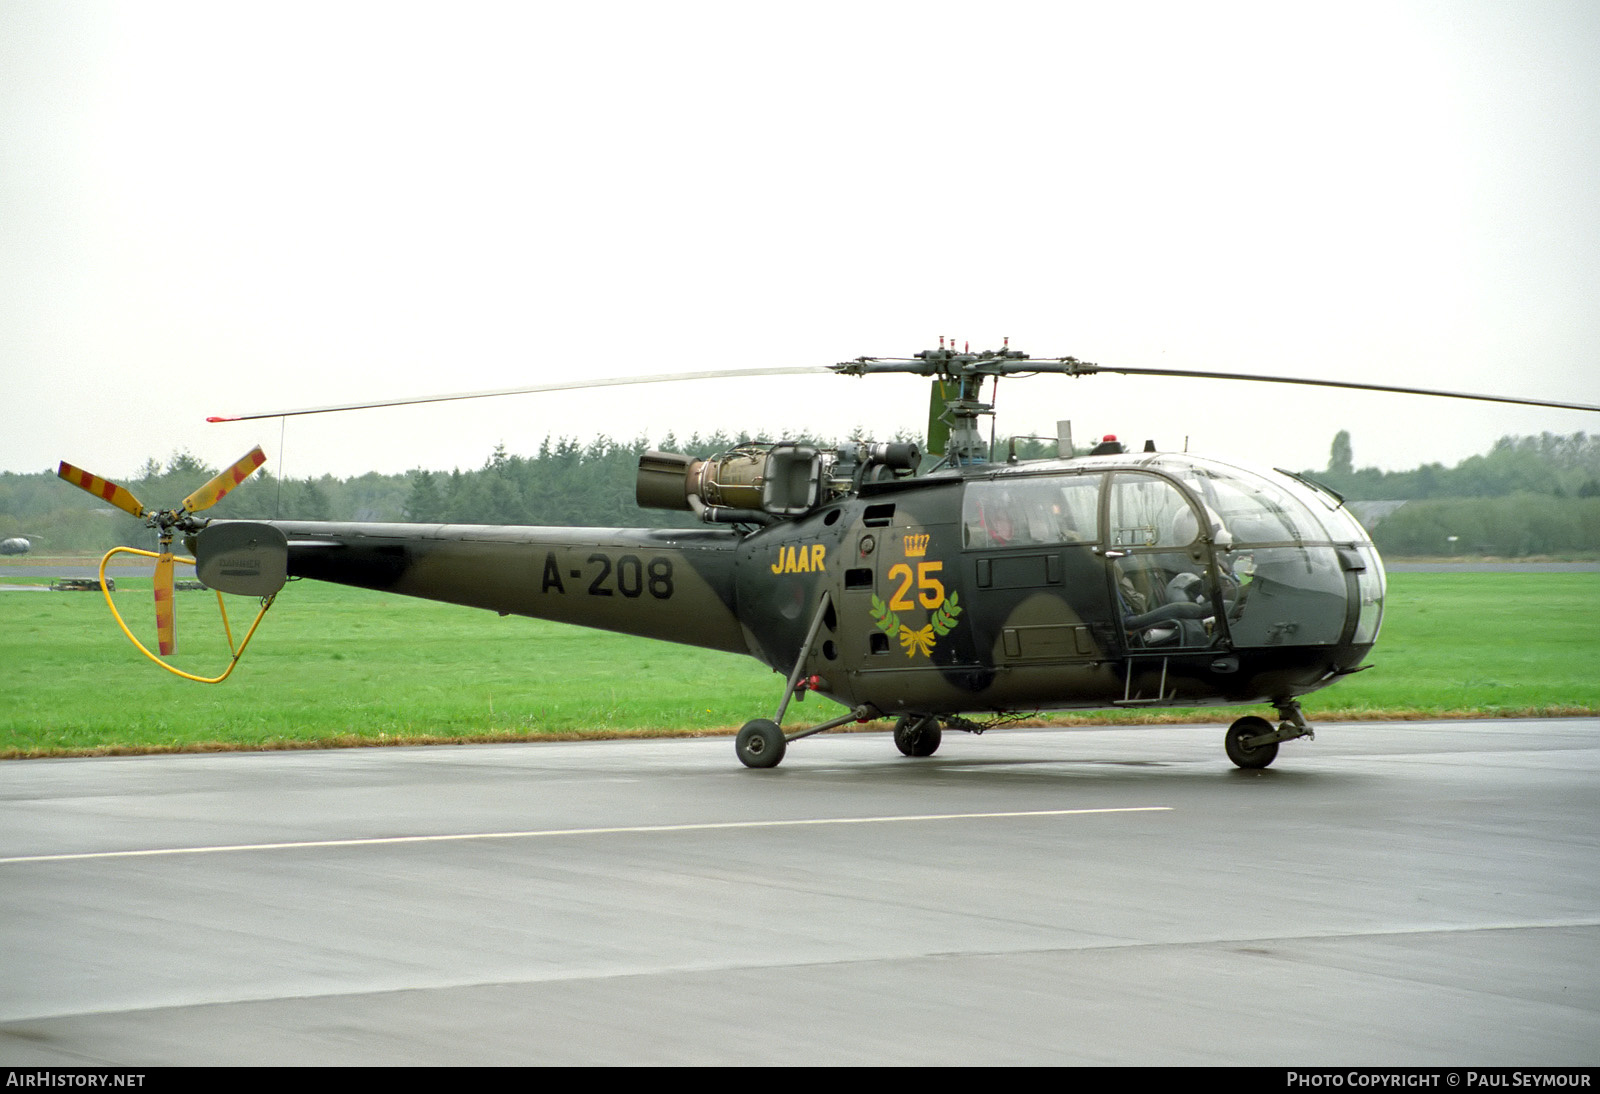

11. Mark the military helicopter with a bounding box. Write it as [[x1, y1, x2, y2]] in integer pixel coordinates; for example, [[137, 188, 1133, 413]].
[[58, 342, 1600, 769]]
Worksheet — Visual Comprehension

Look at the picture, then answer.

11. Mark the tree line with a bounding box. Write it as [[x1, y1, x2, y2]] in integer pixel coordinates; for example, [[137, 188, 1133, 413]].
[[3, 430, 1597, 557], [1311, 430, 1600, 501], [1, 432, 787, 555], [1310, 431, 1600, 557]]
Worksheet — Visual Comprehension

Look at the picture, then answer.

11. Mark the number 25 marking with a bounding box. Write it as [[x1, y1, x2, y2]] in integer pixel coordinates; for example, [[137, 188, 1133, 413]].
[[888, 561, 946, 611]]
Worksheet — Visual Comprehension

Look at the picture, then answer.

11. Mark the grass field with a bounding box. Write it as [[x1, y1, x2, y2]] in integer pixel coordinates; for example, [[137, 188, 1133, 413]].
[[1, 571, 1596, 756]]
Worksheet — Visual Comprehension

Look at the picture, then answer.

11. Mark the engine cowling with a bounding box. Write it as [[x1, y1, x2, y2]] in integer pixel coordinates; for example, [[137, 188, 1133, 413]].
[[636, 444, 821, 517], [636, 440, 919, 521]]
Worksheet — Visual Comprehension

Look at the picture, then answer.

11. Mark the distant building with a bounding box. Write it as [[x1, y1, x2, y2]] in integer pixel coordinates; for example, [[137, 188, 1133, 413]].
[[1347, 500, 1409, 528]]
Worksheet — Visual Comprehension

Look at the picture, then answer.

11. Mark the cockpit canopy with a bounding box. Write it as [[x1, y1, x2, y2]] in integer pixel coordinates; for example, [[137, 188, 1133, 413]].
[[961, 453, 1385, 649], [963, 453, 1370, 549]]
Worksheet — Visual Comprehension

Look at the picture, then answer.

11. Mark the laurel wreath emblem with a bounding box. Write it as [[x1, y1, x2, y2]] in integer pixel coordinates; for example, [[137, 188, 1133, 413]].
[[870, 595, 901, 637], [872, 591, 961, 658]]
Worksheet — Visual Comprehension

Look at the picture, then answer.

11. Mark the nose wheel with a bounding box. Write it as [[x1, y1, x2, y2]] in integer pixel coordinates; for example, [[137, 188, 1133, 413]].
[[1224, 716, 1279, 768], [1225, 702, 1315, 769]]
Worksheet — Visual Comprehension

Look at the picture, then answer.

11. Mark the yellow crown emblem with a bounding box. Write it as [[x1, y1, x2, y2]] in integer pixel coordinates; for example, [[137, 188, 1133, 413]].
[[905, 533, 930, 557]]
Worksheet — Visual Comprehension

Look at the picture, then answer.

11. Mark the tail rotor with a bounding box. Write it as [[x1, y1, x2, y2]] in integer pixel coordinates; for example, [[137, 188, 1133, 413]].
[[57, 447, 267, 656]]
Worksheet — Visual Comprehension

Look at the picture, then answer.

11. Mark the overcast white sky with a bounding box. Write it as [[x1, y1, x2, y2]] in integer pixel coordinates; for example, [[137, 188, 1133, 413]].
[[3, 0, 1597, 487]]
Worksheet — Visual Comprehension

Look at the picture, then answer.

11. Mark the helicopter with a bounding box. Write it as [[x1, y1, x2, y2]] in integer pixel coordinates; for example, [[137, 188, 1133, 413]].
[[57, 342, 1600, 769]]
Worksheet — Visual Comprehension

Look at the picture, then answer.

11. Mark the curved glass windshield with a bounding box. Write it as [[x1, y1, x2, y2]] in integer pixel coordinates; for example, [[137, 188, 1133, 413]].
[[1223, 545, 1349, 646], [1175, 463, 1325, 543], [1165, 457, 1382, 648]]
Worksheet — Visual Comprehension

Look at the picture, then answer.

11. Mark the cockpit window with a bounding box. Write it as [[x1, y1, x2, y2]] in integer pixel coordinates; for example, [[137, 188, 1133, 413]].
[[1108, 473, 1201, 548], [1176, 465, 1324, 544], [963, 475, 1101, 549]]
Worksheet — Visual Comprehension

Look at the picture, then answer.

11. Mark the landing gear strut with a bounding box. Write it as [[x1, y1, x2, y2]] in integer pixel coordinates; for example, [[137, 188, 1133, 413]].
[[735, 592, 876, 769], [1224, 701, 1315, 769]]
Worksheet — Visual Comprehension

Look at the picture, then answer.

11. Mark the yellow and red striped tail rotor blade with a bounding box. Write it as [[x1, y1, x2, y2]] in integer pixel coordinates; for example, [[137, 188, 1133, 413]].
[[153, 552, 176, 657], [181, 446, 267, 514], [57, 462, 147, 519]]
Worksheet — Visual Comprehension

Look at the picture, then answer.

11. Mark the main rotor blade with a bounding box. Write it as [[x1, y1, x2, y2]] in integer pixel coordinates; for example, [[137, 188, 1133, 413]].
[[207, 368, 832, 423], [1086, 364, 1600, 414], [153, 552, 175, 657], [57, 462, 147, 519], [181, 447, 268, 514], [838, 355, 1600, 414]]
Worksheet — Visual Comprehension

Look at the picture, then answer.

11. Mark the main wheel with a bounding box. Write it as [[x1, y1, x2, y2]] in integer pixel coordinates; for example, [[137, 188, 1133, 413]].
[[893, 715, 942, 757], [1225, 715, 1279, 769], [736, 719, 787, 769]]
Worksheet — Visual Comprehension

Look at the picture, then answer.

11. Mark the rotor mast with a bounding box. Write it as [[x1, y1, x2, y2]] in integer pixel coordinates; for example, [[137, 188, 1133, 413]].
[[832, 339, 1101, 468]]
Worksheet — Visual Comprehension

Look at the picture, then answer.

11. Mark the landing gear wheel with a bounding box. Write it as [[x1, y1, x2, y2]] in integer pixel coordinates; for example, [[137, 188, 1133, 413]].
[[1225, 716, 1279, 769], [894, 715, 942, 757], [736, 719, 787, 769]]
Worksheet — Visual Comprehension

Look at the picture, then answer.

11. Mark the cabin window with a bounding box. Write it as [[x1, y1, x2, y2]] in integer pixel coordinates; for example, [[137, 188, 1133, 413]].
[[962, 475, 1101, 549]]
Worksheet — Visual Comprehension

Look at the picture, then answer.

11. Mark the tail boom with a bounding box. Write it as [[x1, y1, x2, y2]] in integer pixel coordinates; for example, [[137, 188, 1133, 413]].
[[197, 521, 751, 655]]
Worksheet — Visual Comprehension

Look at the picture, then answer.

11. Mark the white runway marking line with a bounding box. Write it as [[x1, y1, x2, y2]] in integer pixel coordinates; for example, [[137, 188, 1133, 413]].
[[0, 806, 1172, 865]]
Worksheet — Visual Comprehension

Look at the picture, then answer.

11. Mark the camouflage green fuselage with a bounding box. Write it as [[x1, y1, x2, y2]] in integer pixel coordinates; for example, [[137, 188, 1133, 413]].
[[243, 453, 1383, 720]]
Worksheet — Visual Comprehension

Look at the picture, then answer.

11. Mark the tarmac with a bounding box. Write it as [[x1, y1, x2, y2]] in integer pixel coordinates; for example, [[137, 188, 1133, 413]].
[[2, 719, 1595, 1065]]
